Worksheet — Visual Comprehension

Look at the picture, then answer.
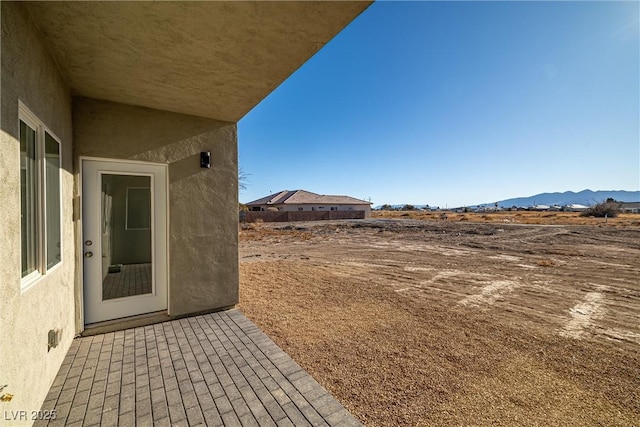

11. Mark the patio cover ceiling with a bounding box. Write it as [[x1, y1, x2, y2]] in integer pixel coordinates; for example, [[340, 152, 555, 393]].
[[22, 1, 371, 122]]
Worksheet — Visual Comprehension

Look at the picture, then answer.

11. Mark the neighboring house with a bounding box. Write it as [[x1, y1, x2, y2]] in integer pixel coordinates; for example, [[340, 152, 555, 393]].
[[620, 202, 640, 213], [246, 190, 372, 215], [0, 2, 370, 420]]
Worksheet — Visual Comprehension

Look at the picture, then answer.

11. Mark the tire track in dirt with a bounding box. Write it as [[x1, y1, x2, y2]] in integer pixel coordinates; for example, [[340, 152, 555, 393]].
[[559, 286, 608, 339], [458, 279, 522, 307]]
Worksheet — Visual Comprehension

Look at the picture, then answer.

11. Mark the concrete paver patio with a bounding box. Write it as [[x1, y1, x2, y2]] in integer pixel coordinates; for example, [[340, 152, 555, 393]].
[[35, 310, 361, 427]]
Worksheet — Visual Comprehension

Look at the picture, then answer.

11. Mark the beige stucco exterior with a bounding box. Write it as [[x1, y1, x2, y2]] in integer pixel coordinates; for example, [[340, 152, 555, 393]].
[[0, 1, 371, 423], [0, 2, 76, 419], [73, 98, 239, 317], [271, 204, 371, 215]]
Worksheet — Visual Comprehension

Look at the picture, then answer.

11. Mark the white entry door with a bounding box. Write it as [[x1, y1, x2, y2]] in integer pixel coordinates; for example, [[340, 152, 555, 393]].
[[82, 159, 168, 324]]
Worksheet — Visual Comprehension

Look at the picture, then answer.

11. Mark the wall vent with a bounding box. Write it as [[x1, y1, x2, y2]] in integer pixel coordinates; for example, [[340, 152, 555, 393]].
[[48, 329, 62, 351]]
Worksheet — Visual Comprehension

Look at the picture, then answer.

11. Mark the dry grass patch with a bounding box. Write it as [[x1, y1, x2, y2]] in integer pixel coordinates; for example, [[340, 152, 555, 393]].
[[239, 222, 313, 242], [372, 210, 640, 226]]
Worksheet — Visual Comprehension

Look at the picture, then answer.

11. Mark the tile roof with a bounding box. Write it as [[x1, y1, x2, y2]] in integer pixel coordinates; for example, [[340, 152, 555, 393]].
[[246, 190, 370, 206]]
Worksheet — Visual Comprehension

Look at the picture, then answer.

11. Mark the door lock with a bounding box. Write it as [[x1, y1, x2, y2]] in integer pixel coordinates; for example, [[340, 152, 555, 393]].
[[84, 251, 93, 258]]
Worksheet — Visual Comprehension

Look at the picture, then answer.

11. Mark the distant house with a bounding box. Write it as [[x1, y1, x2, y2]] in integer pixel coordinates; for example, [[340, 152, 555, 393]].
[[620, 202, 640, 214], [246, 190, 372, 215], [563, 204, 589, 212], [530, 204, 551, 211]]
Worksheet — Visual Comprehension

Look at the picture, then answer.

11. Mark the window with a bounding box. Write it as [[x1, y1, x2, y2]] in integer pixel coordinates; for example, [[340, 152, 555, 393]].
[[125, 187, 151, 230], [19, 103, 62, 290], [298, 207, 303, 211]]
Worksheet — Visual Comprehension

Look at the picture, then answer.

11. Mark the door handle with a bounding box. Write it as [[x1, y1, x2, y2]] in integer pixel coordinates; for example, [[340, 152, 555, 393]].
[[84, 251, 93, 258]]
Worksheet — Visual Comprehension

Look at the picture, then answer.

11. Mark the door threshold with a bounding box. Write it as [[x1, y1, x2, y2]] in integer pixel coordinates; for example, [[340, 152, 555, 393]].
[[82, 311, 170, 336]]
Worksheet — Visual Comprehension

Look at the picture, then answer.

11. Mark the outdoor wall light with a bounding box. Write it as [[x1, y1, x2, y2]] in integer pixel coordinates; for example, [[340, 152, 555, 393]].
[[200, 151, 211, 168]]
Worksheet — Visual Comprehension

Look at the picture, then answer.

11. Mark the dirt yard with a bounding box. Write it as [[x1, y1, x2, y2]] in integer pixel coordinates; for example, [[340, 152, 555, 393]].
[[238, 217, 640, 426]]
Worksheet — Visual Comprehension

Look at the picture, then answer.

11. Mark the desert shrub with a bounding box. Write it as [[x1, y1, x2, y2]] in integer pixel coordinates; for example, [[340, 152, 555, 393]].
[[536, 259, 556, 267], [247, 218, 264, 230], [581, 200, 621, 218]]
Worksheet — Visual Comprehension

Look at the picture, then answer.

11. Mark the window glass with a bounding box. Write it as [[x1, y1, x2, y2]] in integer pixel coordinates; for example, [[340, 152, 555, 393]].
[[20, 120, 37, 277], [19, 107, 64, 287], [126, 187, 151, 230], [45, 131, 61, 269]]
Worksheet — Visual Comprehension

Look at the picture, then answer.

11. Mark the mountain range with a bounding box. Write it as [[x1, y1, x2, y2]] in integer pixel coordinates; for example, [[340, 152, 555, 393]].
[[374, 190, 640, 210], [492, 189, 640, 208]]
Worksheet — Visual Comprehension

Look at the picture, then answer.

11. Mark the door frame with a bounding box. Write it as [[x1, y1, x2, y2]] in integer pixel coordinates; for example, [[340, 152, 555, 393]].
[[78, 156, 170, 327]]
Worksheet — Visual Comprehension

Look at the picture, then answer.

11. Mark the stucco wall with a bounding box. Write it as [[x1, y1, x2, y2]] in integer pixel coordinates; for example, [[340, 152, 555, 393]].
[[251, 204, 372, 217], [73, 98, 239, 317], [242, 210, 367, 223], [278, 204, 371, 215], [0, 2, 75, 422]]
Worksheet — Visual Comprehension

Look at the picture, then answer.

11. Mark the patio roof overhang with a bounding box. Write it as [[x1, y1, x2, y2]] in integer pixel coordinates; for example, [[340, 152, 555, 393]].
[[22, 1, 371, 122]]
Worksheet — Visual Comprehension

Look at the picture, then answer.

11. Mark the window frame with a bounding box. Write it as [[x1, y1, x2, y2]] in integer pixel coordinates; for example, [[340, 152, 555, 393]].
[[19, 102, 63, 292]]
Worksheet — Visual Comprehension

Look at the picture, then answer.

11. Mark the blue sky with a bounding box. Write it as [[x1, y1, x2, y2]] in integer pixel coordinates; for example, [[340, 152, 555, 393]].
[[238, 1, 639, 208]]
